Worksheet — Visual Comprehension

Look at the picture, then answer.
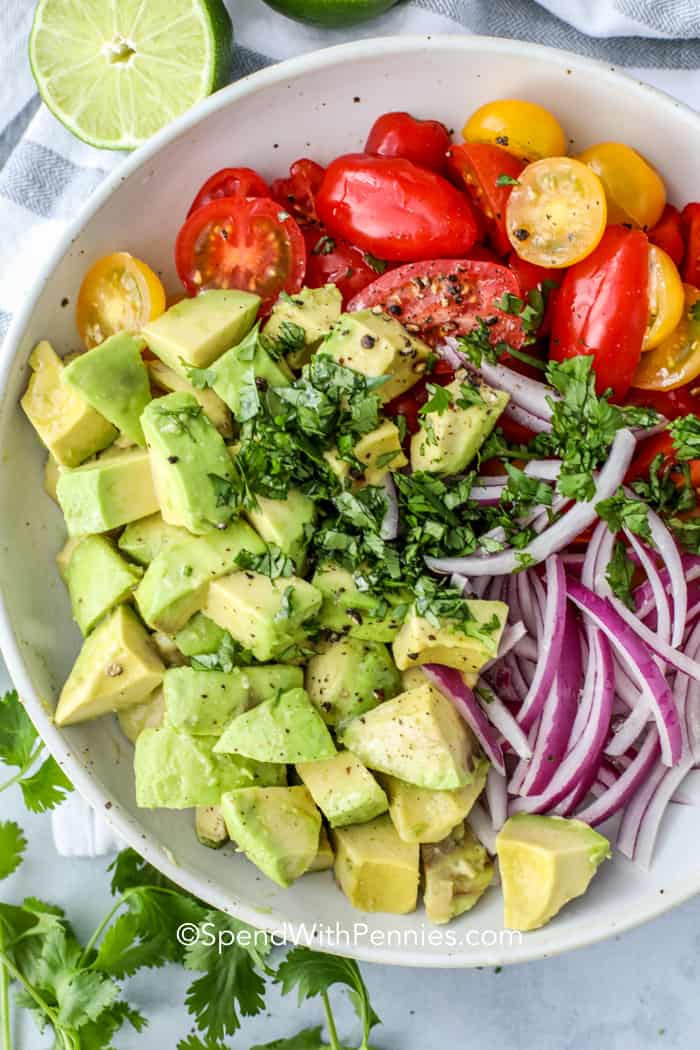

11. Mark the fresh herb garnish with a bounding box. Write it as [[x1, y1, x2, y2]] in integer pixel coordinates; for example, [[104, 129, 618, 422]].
[[363, 252, 388, 274], [670, 414, 700, 460], [236, 544, 295, 579], [312, 234, 336, 256], [190, 632, 254, 671], [260, 320, 307, 361], [183, 362, 217, 389], [0, 691, 72, 814], [496, 173, 520, 186], [596, 488, 652, 540], [419, 383, 452, 417], [606, 538, 637, 609]]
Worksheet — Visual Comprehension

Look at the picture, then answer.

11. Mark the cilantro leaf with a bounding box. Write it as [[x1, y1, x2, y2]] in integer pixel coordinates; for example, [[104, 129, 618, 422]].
[[251, 1026, 327, 1050], [183, 363, 217, 389], [596, 488, 651, 540], [606, 539, 637, 610], [363, 252, 388, 274], [19, 756, 72, 813], [191, 633, 255, 671], [261, 320, 307, 360], [670, 414, 700, 460], [0, 689, 38, 770], [236, 544, 295, 580], [419, 383, 452, 417], [312, 235, 336, 256], [0, 820, 26, 879]]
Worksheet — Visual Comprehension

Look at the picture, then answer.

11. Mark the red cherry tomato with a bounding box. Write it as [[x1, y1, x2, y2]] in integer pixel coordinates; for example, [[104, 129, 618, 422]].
[[625, 431, 700, 488], [467, 245, 501, 263], [316, 154, 481, 262], [649, 204, 684, 269], [187, 167, 270, 217], [507, 252, 562, 337], [365, 111, 451, 175], [447, 143, 525, 256], [625, 381, 700, 420], [549, 226, 649, 401], [386, 358, 455, 435], [347, 258, 525, 348], [270, 158, 326, 224], [681, 203, 700, 286], [175, 196, 306, 311], [301, 225, 378, 305]]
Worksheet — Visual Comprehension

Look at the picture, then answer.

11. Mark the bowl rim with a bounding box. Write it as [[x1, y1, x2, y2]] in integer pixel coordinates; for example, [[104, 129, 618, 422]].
[[2, 32, 700, 968]]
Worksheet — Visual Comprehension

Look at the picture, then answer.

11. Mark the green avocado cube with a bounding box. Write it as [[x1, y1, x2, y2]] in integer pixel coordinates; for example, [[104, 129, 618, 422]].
[[262, 284, 342, 369], [118, 687, 165, 743], [214, 687, 335, 763], [135, 521, 265, 634], [324, 311, 430, 403], [383, 759, 488, 844], [62, 333, 152, 446], [202, 571, 322, 662], [163, 666, 249, 735], [332, 815, 419, 914], [211, 325, 292, 422], [220, 785, 321, 887], [148, 358, 232, 437], [410, 376, 509, 476], [66, 535, 142, 635], [305, 638, 401, 727], [57, 448, 160, 536], [245, 665, 304, 705], [297, 751, 388, 828], [393, 602, 508, 677], [118, 513, 190, 566], [243, 489, 315, 572], [196, 805, 228, 849], [142, 289, 261, 375], [55, 605, 165, 726], [174, 612, 229, 657], [311, 564, 407, 640], [141, 392, 239, 534], [422, 824, 494, 924]]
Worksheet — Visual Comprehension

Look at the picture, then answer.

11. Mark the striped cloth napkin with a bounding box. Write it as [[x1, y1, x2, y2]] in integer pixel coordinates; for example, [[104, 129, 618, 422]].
[[2, 0, 700, 856]]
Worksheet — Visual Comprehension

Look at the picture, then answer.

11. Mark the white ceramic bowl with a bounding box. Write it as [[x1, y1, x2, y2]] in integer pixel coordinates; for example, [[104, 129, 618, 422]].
[[2, 35, 699, 968]]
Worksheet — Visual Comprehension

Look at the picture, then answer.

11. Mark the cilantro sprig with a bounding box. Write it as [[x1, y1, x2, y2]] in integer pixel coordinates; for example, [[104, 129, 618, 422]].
[[0, 691, 72, 814]]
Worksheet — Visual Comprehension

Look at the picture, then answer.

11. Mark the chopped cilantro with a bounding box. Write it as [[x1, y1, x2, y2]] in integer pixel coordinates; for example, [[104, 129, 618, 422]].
[[419, 383, 452, 417], [363, 251, 388, 274], [183, 362, 217, 389], [596, 488, 652, 540], [312, 234, 335, 255], [606, 539, 637, 609], [236, 545, 295, 580], [260, 320, 306, 360], [670, 414, 700, 460], [496, 173, 520, 186]]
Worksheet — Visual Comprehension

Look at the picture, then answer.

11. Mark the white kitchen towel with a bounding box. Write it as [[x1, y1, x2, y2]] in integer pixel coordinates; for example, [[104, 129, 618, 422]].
[[2, 0, 700, 856]]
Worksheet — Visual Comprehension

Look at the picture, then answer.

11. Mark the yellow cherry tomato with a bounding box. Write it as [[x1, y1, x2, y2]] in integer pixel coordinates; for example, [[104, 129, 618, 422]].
[[505, 157, 607, 268], [463, 99, 567, 162], [634, 284, 700, 390], [576, 141, 666, 229], [76, 252, 166, 349], [644, 245, 685, 351]]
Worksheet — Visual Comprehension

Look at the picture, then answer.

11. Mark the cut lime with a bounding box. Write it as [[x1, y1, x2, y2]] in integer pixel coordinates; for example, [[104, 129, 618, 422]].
[[29, 0, 233, 150], [262, 0, 399, 28]]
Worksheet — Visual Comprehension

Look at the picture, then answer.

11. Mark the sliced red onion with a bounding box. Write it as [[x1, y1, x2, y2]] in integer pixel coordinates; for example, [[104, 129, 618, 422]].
[[605, 701, 651, 757], [483, 621, 528, 668], [609, 596, 700, 684], [567, 578, 682, 766], [648, 510, 687, 649], [379, 473, 399, 540], [479, 360, 558, 421], [632, 755, 695, 867], [422, 664, 506, 775], [426, 429, 636, 576], [634, 556, 700, 620], [615, 756, 667, 858], [624, 529, 671, 645], [437, 338, 465, 370], [576, 729, 662, 826], [513, 634, 538, 661], [524, 459, 562, 481], [477, 687, 532, 759], [516, 570, 539, 638], [503, 401, 552, 434], [474, 474, 509, 487], [468, 484, 506, 505], [517, 556, 567, 730], [672, 768, 700, 805], [468, 801, 498, 854], [486, 767, 508, 831]]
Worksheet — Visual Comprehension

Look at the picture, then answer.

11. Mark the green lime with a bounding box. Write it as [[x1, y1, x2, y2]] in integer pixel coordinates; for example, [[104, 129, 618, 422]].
[[29, 0, 233, 150], [263, 0, 400, 28]]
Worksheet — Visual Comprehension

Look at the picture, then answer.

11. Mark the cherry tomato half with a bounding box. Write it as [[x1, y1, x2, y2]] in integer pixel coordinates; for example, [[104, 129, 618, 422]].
[[644, 245, 684, 351], [625, 381, 700, 421], [270, 158, 326, 224], [506, 157, 607, 268], [633, 284, 700, 391], [76, 252, 166, 349], [463, 99, 566, 162], [175, 196, 306, 311], [649, 204, 684, 268], [365, 111, 451, 174], [316, 154, 480, 263], [447, 143, 524, 256], [302, 225, 379, 305], [625, 432, 700, 489], [347, 258, 526, 348], [576, 142, 665, 230], [550, 225, 649, 400], [187, 167, 270, 217], [681, 204, 700, 286]]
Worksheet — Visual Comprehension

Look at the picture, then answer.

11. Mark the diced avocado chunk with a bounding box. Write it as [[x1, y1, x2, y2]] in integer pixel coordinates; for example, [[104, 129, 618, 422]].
[[163, 666, 249, 735], [383, 759, 488, 844], [118, 513, 190, 567], [392, 601, 508, 676], [174, 613, 229, 657], [243, 490, 315, 572], [245, 665, 304, 705], [341, 682, 479, 791], [305, 638, 400, 727], [410, 376, 509, 475], [354, 421, 407, 485], [332, 814, 419, 914], [221, 785, 321, 887], [62, 333, 152, 446], [214, 687, 335, 763], [311, 564, 407, 640], [324, 311, 430, 403], [203, 571, 322, 662], [211, 324, 292, 421], [142, 289, 260, 375], [196, 805, 228, 849], [56, 537, 84, 582], [135, 521, 265, 633], [307, 826, 334, 873], [262, 284, 342, 369], [57, 448, 159, 536], [496, 814, 611, 932], [135, 727, 284, 808], [150, 631, 187, 668], [55, 605, 165, 726], [21, 341, 116, 467], [422, 824, 494, 924], [66, 535, 142, 635], [148, 358, 232, 436], [44, 456, 61, 503], [118, 687, 165, 743], [141, 392, 238, 534], [297, 751, 388, 828]]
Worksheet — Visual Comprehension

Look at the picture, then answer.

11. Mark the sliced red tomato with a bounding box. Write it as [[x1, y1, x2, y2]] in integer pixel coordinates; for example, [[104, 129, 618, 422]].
[[347, 259, 526, 347], [625, 431, 700, 488], [447, 143, 524, 256], [302, 225, 379, 306], [386, 358, 455, 435], [549, 226, 649, 401], [625, 382, 700, 420], [681, 203, 700, 286], [316, 154, 481, 262], [270, 158, 326, 224], [365, 111, 451, 174], [187, 167, 270, 217], [649, 204, 684, 269], [175, 196, 306, 311]]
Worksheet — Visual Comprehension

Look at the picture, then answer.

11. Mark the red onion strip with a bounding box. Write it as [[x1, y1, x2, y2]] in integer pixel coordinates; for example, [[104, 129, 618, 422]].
[[422, 664, 506, 775], [517, 556, 567, 730]]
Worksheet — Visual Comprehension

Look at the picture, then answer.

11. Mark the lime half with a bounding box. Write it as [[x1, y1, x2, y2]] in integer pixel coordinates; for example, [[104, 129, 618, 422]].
[[263, 0, 399, 27], [29, 0, 233, 150]]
